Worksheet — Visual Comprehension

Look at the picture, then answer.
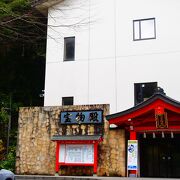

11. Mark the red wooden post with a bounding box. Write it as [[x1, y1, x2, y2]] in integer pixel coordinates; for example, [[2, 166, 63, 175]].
[[55, 142, 60, 172], [130, 131, 137, 140], [93, 142, 98, 174]]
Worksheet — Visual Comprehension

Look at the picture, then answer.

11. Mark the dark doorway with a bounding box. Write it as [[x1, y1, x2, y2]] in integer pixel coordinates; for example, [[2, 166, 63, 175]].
[[140, 133, 180, 178]]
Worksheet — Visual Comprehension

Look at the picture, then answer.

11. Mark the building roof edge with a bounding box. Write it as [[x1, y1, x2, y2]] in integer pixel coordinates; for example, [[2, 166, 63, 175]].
[[34, 0, 64, 15], [106, 92, 180, 121]]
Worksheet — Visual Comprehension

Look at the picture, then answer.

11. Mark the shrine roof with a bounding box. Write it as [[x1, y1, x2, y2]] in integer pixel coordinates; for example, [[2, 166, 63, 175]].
[[51, 135, 102, 141], [106, 89, 180, 121]]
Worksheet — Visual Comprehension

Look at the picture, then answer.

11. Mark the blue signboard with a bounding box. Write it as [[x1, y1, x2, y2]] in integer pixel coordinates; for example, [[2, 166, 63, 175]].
[[127, 140, 138, 170], [60, 110, 103, 124]]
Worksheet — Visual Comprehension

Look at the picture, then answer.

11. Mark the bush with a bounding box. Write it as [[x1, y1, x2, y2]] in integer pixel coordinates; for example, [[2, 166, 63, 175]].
[[0, 140, 5, 160], [0, 145, 16, 172]]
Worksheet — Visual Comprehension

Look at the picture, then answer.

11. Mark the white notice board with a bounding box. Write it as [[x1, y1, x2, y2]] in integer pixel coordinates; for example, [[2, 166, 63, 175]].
[[127, 140, 138, 170], [59, 144, 94, 164]]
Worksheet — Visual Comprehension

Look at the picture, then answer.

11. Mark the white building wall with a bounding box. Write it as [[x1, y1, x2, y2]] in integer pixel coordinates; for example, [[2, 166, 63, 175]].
[[44, 0, 180, 113]]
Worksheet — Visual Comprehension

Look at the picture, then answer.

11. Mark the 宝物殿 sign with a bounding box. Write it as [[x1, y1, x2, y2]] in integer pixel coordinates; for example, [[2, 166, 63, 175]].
[[127, 140, 138, 170], [60, 110, 103, 124]]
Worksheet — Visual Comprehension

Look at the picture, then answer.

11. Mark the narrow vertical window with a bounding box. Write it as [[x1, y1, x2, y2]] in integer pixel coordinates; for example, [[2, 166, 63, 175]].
[[62, 97, 74, 105], [133, 18, 156, 40], [64, 37, 75, 61]]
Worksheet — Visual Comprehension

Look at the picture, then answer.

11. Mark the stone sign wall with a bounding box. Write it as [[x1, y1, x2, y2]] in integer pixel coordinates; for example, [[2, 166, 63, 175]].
[[16, 104, 125, 176]]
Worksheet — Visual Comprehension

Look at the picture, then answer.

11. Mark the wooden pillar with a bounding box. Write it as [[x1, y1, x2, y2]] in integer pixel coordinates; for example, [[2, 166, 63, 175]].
[[93, 142, 98, 174], [130, 131, 137, 140], [55, 142, 60, 172]]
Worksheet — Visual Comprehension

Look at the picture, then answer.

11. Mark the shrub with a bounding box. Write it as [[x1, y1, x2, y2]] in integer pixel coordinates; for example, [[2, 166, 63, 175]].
[[0, 145, 16, 172]]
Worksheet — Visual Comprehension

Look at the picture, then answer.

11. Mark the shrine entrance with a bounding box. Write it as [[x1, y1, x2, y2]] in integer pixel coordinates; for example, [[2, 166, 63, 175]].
[[139, 133, 180, 178], [106, 88, 180, 178]]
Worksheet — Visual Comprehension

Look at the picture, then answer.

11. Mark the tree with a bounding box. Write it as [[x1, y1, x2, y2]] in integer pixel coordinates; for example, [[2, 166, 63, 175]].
[[0, 0, 90, 44], [0, 0, 47, 43], [0, 92, 22, 171], [0, 0, 90, 171]]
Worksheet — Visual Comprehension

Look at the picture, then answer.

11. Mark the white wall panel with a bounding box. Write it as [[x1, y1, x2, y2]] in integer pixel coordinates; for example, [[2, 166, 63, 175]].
[[89, 0, 115, 60], [44, 0, 180, 114], [44, 61, 89, 106], [116, 52, 180, 111], [88, 59, 116, 113]]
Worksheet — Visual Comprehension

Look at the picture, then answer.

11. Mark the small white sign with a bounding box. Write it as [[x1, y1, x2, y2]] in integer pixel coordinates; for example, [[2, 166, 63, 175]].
[[127, 140, 138, 170]]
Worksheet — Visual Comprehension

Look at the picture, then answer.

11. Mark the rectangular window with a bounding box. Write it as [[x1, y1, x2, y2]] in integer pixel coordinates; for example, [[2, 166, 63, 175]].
[[64, 37, 75, 61], [134, 82, 157, 105], [62, 97, 74, 105], [133, 18, 156, 41]]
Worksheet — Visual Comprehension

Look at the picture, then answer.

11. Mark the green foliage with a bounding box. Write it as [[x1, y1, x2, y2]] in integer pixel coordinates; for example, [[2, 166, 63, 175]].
[[0, 0, 46, 173], [0, 140, 5, 160], [0, 92, 19, 168], [0, 0, 30, 18], [9, 0, 30, 12], [0, 93, 9, 108], [0, 0, 47, 43], [0, 108, 9, 123], [0, 1, 12, 18], [0, 145, 16, 172], [0, 93, 18, 172], [0, 44, 45, 172], [0, 93, 10, 123]]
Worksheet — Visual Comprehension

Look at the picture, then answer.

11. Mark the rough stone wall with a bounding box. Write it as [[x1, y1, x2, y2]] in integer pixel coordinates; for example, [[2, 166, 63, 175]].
[[16, 107, 58, 175], [97, 128, 125, 176], [16, 104, 126, 176], [108, 129, 126, 176]]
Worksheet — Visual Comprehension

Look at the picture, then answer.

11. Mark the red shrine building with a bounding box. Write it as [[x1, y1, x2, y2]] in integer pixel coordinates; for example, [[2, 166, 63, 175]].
[[107, 88, 180, 178]]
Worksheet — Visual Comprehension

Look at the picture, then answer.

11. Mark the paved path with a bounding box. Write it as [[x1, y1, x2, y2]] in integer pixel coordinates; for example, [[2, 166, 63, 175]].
[[15, 175, 180, 180]]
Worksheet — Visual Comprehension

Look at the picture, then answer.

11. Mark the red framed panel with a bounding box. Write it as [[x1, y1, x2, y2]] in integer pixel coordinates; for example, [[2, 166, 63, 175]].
[[59, 163, 94, 166], [55, 142, 60, 172], [94, 142, 98, 173], [58, 140, 98, 144], [55, 140, 99, 174]]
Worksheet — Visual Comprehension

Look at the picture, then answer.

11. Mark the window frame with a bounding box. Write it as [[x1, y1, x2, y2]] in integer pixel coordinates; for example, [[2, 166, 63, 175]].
[[133, 18, 156, 41], [63, 36, 75, 61]]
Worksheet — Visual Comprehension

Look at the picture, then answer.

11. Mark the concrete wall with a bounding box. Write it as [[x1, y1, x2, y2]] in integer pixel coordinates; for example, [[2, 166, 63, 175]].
[[16, 105, 126, 176], [44, 0, 180, 114]]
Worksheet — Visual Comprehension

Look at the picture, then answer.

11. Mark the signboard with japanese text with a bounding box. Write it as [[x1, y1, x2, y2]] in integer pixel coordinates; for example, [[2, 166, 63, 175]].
[[127, 140, 138, 170], [59, 144, 94, 164], [60, 110, 103, 124]]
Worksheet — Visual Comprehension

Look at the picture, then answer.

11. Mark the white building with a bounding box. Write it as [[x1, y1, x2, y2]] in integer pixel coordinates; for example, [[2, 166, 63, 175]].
[[37, 0, 180, 114]]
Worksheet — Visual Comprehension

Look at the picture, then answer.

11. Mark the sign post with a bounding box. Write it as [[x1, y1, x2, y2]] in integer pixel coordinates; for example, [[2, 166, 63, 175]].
[[127, 140, 138, 177]]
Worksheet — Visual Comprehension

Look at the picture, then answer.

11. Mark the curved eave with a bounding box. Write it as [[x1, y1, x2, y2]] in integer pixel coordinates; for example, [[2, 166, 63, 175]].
[[106, 93, 180, 123], [35, 0, 64, 15]]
